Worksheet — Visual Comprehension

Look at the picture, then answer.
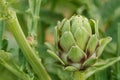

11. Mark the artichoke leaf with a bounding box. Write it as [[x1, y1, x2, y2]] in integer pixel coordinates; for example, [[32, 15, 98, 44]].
[[67, 45, 86, 63], [84, 56, 120, 79], [86, 34, 98, 55], [96, 37, 112, 57], [60, 31, 75, 52], [47, 50, 65, 65], [74, 27, 89, 50], [64, 66, 78, 71]]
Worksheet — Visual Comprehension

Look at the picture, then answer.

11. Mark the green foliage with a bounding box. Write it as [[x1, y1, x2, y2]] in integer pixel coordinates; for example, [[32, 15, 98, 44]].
[[0, 0, 120, 80]]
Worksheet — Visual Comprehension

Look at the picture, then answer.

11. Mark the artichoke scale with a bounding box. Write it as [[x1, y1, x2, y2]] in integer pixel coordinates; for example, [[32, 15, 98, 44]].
[[59, 31, 75, 52], [86, 34, 98, 55], [67, 45, 86, 63]]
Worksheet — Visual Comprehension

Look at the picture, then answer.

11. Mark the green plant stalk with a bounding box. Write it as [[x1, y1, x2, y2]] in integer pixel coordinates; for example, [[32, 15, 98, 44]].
[[118, 24, 120, 61], [0, 21, 4, 49], [0, 59, 30, 80], [73, 71, 86, 80], [33, 0, 41, 33], [38, 23, 45, 45], [28, 0, 41, 36], [5, 12, 51, 80], [116, 24, 120, 78]]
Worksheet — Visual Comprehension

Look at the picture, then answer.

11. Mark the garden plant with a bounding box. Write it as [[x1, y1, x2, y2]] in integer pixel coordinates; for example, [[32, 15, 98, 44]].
[[0, 0, 120, 80]]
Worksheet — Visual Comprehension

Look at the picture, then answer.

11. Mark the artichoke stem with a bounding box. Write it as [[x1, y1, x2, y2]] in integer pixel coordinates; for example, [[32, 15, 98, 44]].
[[73, 71, 86, 80]]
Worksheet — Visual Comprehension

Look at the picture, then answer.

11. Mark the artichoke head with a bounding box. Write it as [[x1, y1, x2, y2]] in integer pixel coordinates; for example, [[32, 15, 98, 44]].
[[48, 15, 112, 70]]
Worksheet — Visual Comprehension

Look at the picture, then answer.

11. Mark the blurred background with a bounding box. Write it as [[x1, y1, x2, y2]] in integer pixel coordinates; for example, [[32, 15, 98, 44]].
[[0, 0, 120, 80]]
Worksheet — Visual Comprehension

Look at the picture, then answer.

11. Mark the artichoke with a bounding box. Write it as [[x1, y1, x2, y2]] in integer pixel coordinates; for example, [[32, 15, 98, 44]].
[[47, 15, 112, 71]]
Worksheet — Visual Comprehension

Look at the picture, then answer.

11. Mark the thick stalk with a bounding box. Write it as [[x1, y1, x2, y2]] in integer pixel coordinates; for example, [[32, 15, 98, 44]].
[[73, 71, 86, 80], [6, 11, 51, 80]]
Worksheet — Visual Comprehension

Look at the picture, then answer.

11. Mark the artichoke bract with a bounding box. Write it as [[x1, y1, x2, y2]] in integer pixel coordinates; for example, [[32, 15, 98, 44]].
[[47, 15, 112, 71]]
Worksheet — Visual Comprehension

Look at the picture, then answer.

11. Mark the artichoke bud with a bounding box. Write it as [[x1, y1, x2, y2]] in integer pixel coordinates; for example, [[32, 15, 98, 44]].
[[49, 15, 112, 70]]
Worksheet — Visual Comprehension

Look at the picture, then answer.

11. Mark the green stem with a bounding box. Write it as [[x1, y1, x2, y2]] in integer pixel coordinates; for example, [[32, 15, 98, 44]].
[[28, 0, 41, 36], [116, 23, 120, 78], [0, 59, 30, 80], [73, 71, 86, 80], [0, 21, 4, 49], [33, 0, 41, 32], [38, 23, 45, 45], [118, 24, 120, 59], [6, 11, 51, 80]]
